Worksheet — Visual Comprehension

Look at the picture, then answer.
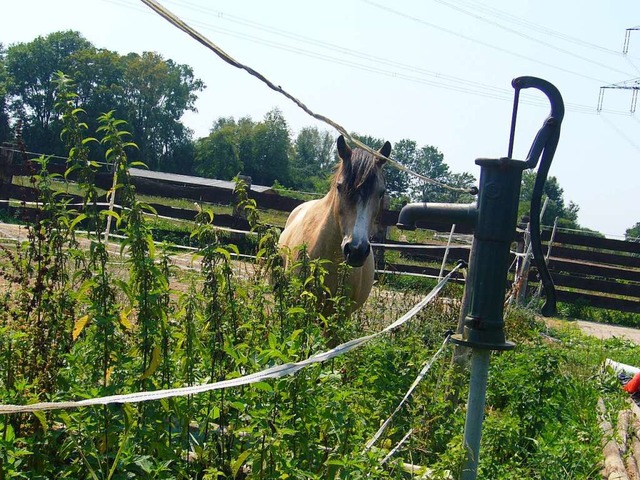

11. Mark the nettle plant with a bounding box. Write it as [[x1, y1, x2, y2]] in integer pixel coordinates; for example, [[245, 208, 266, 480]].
[[0, 73, 625, 480]]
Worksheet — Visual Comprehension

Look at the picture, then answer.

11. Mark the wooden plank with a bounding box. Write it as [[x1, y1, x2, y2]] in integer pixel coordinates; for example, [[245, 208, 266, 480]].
[[548, 258, 640, 283], [528, 272, 640, 299], [555, 289, 640, 314], [541, 229, 640, 255], [546, 245, 640, 269]]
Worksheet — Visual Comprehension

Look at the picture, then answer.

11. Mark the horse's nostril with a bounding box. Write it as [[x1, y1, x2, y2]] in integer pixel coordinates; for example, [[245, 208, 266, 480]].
[[343, 241, 371, 267]]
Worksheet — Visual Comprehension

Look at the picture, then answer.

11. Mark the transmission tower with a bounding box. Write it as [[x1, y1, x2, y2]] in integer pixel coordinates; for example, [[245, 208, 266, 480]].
[[597, 78, 640, 113], [597, 26, 640, 113], [623, 26, 640, 54]]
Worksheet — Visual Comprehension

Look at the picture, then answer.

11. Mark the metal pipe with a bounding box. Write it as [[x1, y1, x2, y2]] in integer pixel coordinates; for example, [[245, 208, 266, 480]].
[[396, 202, 477, 231], [460, 349, 491, 480]]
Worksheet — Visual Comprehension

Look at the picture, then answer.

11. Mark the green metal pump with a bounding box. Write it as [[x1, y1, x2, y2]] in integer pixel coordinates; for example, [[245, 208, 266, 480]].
[[397, 76, 565, 479]]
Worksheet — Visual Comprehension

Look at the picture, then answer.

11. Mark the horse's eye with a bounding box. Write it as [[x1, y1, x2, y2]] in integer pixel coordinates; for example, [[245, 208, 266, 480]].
[[336, 181, 343, 193], [379, 189, 386, 198]]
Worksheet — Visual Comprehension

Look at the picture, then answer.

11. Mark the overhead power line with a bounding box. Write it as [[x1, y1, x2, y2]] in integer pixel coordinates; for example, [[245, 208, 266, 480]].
[[432, 0, 636, 78], [99, 0, 631, 117], [445, 0, 634, 58], [361, 0, 615, 85]]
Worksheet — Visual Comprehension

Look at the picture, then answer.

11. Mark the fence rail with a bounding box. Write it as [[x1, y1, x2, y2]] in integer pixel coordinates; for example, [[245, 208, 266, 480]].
[[1, 150, 639, 314]]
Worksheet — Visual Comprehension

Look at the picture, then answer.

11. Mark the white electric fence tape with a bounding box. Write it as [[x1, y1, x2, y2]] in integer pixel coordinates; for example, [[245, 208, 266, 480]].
[[364, 333, 451, 451], [0, 263, 461, 415], [381, 429, 414, 465]]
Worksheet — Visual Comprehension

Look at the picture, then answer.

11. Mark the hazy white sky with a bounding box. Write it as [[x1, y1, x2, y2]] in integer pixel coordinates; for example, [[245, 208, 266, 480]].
[[3, 0, 640, 237]]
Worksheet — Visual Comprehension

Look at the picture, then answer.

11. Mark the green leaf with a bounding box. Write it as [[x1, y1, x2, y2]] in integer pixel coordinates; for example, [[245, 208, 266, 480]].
[[252, 381, 273, 393], [231, 450, 251, 478], [32, 410, 48, 433], [69, 213, 87, 231], [100, 209, 121, 222], [214, 247, 231, 261]]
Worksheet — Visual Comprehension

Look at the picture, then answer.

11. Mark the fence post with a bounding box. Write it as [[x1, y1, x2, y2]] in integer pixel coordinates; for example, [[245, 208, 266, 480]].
[[516, 221, 531, 306], [0, 145, 15, 213], [517, 197, 548, 306]]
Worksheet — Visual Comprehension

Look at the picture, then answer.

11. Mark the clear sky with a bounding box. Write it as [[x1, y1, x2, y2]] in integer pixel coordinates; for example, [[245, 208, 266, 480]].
[[3, 0, 640, 237]]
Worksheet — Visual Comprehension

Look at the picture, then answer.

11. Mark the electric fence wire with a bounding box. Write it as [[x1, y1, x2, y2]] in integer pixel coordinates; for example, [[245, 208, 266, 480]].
[[381, 429, 414, 465], [363, 332, 452, 451], [0, 261, 463, 414]]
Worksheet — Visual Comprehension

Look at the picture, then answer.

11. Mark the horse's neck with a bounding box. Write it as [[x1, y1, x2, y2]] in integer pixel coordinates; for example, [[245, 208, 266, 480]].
[[312, 189, 343, 260]]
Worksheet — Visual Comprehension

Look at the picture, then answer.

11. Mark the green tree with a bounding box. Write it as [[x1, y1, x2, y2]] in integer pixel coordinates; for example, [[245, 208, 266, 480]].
[[518, 171, 579, 228], [392, 140, 475, 203], [290, 126, 334, 190], [0, 44, 10, 144], [194, 117, 243, 179], [248, 108, 291, 186], [625, 222, 640, 241], [4, 31, 92, 154], [3, 32, 204, 172], [121, 51, 203, 172]]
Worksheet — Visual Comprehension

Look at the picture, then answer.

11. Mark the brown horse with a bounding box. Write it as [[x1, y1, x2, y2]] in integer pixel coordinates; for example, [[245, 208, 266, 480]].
[[278, 135, 391, 312]]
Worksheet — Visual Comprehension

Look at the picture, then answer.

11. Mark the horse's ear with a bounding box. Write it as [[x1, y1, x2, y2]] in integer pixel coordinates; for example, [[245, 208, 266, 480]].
[[377, 141, 391, 165], [337, 135, 352, 161]]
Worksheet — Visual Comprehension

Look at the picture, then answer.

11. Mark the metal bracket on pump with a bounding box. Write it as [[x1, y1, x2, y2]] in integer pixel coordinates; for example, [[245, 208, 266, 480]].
[[509, 76, 565, 317]]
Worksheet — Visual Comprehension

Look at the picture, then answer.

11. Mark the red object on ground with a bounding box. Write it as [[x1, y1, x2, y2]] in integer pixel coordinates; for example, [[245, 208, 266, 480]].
[[624, 372, 640, 393]]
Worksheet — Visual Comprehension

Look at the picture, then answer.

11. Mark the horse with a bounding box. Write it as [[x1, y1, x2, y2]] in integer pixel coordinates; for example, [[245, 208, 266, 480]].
[[278, 135, 391, 313]]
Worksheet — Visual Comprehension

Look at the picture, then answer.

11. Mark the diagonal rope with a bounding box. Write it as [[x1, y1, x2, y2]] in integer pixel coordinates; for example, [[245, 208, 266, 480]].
[[139, 0, 473, 194]]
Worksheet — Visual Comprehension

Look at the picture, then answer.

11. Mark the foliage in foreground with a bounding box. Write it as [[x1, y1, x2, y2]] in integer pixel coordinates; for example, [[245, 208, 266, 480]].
[[1, 80, 639, 479]]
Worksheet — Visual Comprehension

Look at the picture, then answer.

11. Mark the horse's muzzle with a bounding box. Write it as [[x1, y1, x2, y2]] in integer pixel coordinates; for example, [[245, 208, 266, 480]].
[[343, 240, 371, 267]]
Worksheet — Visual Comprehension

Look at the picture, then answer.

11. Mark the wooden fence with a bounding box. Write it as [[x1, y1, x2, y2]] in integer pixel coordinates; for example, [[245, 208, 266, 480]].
[[1, 148, 639, 314]]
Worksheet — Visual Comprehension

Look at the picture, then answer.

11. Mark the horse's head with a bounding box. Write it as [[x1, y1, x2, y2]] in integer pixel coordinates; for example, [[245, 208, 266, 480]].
[[334, 135, 391, 268]]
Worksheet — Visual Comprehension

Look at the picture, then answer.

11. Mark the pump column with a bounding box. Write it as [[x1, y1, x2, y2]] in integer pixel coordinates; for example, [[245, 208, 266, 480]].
[[451, 156, 527, 480]]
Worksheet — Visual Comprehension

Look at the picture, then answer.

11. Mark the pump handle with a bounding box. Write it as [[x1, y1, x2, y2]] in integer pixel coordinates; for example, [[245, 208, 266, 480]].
[[509, 76, 564, 317]]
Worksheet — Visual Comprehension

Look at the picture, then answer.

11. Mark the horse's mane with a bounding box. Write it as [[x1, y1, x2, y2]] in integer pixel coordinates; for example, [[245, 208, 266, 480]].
[[333, 148, 380, 199]]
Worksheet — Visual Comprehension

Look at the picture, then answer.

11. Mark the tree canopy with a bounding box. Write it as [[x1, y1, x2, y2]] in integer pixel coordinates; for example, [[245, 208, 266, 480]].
[[194, 109, 291, 186], [1, 31, 596, 233], [518, 170, 580, 229], [2, 30, 204, 171], [625, 222, 640, 241]]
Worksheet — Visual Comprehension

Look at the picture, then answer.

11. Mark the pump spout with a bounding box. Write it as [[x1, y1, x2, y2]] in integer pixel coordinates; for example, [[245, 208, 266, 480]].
[[397, 202, 478, 230]]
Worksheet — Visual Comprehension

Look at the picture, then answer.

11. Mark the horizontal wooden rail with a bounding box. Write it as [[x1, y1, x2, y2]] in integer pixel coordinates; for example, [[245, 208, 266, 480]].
[[5, 160, 640, 314]]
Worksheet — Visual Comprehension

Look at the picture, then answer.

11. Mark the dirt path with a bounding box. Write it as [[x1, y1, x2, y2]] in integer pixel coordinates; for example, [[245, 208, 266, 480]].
[[544, 317, 640, 345]]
